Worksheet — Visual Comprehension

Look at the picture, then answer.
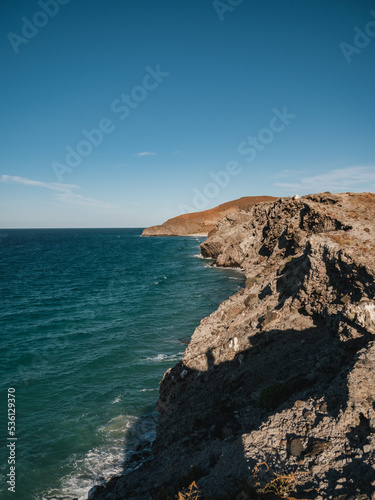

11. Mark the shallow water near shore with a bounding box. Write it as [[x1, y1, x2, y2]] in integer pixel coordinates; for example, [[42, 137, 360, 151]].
[[0, 228, 244, 500]]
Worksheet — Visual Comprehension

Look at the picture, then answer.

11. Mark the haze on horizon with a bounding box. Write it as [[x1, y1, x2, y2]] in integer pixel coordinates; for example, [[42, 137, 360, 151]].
[[1, 0, 374, 228]]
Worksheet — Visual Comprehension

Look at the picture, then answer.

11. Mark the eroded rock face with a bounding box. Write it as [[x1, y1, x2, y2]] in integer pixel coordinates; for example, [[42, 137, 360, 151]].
[[91, 193, 375, 500]]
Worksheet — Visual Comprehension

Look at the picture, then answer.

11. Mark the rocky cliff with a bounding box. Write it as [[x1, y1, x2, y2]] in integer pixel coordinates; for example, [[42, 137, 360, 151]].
[[90, 192, 375, 500], [141, 196, 276, 236]]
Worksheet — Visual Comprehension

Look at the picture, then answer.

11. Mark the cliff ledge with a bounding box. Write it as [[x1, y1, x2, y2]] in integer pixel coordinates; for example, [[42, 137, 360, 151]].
[[91, 192, 375, 500]]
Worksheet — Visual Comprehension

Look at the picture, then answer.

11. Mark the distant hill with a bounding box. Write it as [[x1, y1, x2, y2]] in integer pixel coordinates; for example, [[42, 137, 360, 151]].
[[141, 196, 277, 236]]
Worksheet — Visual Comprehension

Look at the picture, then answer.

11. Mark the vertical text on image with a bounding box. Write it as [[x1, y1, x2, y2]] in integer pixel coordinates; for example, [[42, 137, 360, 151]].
[[7, 388, 16, 493]]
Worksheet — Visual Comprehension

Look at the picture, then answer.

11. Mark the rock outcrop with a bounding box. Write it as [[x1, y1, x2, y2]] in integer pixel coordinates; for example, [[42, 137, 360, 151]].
[[91, 192, 375, 500], [141, 196, 276, 236]]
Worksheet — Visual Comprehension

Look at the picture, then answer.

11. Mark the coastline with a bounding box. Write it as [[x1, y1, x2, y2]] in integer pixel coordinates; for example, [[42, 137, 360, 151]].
[[2, 229, 246, 500], [140, 232, 208, 238], [141, 196, 277, 237], [90, 193, 375, 500]]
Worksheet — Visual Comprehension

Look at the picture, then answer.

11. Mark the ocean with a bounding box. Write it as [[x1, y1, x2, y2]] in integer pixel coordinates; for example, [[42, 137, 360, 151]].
[[0, 228, 244, 500]]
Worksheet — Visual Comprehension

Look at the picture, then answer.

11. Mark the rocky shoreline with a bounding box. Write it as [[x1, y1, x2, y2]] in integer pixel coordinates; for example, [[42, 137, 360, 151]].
[[90, 192, 375, 500]]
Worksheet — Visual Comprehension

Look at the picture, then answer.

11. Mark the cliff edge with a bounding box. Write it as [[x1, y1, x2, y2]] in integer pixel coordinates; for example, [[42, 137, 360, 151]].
[[141, 196, 276, 236], [91, 192, 375, 500]]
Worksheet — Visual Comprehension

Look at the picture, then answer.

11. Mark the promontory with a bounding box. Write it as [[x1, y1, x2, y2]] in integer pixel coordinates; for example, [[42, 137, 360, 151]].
[[141, 196, 276, 236], [91, 192, 375, 500]]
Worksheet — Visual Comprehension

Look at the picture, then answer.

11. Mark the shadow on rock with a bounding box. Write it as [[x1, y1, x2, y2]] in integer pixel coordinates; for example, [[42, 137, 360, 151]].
[[89, 319, 374, 499]]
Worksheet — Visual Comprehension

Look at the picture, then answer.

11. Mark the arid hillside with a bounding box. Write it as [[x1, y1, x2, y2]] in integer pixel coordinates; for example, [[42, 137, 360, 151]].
[[142, 196, 277, 236]]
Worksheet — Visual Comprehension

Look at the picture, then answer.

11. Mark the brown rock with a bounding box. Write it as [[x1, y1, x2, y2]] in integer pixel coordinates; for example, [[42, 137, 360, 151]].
[[244, 294, 258, 308], [317, 402, 328, 412], [288, 437, 305, 456], [306, 440, 332, 457], [90, 193, 375, 500]]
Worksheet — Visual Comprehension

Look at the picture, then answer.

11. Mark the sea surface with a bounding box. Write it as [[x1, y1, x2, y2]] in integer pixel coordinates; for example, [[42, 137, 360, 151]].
[[0, 228, 244, 500]]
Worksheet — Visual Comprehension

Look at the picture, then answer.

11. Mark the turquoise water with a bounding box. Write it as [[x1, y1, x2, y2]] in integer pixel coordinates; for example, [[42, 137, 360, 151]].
[[0, 229, 244, 499]]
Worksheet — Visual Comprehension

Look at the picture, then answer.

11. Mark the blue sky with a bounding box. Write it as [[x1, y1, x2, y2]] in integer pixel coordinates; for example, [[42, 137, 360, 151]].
[[1, 0, 375, 228]]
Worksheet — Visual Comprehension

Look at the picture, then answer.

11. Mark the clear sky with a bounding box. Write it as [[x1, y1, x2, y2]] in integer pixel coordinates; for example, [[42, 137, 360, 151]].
[[1, 0, 375, 228]]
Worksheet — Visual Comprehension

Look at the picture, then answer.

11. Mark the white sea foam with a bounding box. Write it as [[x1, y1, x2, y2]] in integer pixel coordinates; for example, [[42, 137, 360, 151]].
[[143, 352, 183, 363], [208, 263, 244, 272], [191, 253, 214, 260], [191, 253, 204, 259], [40, 415, 142, 500], [153, 276, 167, 285]]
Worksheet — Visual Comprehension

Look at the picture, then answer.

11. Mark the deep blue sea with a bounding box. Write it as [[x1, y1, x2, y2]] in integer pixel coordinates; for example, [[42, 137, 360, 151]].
[[0, 229, 244, 500]]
